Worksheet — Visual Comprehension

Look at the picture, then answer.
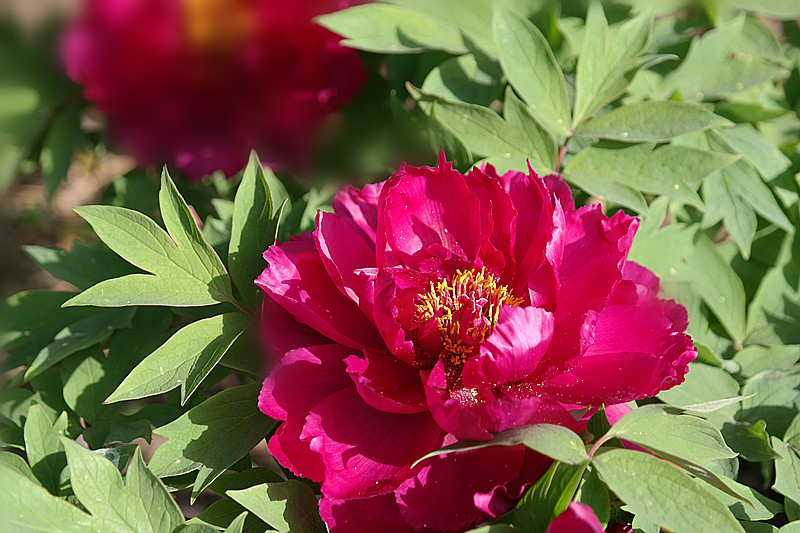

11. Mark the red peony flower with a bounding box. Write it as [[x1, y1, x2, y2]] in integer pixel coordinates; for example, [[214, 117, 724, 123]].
[[63, 0, 366, 179], [256, 154, 696, 532], [545, 503, 605, 533]]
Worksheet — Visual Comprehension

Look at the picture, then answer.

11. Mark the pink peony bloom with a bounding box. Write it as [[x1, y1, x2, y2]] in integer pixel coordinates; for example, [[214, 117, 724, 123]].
[[256, 154, 696, 532], [545, 503, 605, 533], [63, 0, 367, 179]]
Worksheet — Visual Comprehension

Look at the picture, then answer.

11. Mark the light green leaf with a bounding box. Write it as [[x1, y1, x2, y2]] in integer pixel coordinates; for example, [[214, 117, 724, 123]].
[[62, 439, 183, 533], [721, 420, 780, 462], [24, 242, 137, 291], [735, 345, 800, 379], [24, 307, 135, 380], [509, 461, 588, 533], [316, 4, 466, 54], [563, 143, 738, 211], [741, 371, 800, 438], [576, 101, 725, 142], [148, 384, 277, 478], [229, 151, 278, 309], [773, 437, 800, 503], [420, 54, 503, 107], [414, 424, 588, 468], [0, 86, 39, 118], [106, 313, 250, 405], [23, 405, 67, 496], [40, 106, 82, 198], [493, 10, 570, 136], [0, 460, 93, 533], [411, 86, 554, 174], [572, 6, 655, 126], [227, 481, 326, 533], [609, 405, 736, 466], [701, 474, 782, 521], [683, 234, 748, 346], [594, 449, 744, 533], [66, 169, 232, 308], [503, 88, 559, 170], [702, 172, 757, 258], [716, 125, 792, 182], [61, 347, 112, 424]]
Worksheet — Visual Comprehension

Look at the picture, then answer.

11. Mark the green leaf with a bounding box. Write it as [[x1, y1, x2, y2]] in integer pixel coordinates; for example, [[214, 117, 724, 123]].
[[572, 6, 656, 126], [410, 86, 554, 174], [576, 101, 724, 142], [61, 347, 113, 424], [420, 54, 503, 107], [773, 437, 800, 503], [62, 439, 183, 533], [24, 242, 137, 291], [229, 151, 278, 309], [575, 467, 611, 529], [316, 4, 466, 54], [735, 345, 800, 379], [702, 172, 757, 258], [23, 405, 67, 496], [701, 474, 782, 521], [147, 384, 277, 478], [106, 312, 250, 405], [722, 420, 780, 462], [716, 125, 792, 182], [0, 459, 93, 533], [608, 405, 737, 465], [509, 461, 588, 533], [563, 143, 738, 211], [741, 371, 800, 438], [593, 449, 744, 533], [493, 10, 570, 136], [40, 106, 82, 198], [227, 481, 326, 533], [414, 424, 588, 468], [503, 88, 559, 170], [65, 168, 232, 308], [0, 85, 40, 118], [25, 307, 136, 380], [683, 234, 748, 346], [0, 451, 37, 482]]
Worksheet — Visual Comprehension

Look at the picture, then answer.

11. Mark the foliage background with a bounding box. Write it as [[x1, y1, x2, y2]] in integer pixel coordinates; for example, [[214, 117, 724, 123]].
[[2, 0, 800, 532]]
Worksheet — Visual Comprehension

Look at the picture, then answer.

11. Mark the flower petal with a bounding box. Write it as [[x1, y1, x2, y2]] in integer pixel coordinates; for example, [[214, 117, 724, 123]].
[[377, 157, 482, 274], [545, 502, 605, 533], [304, 387, 443, 499], [331, 182, 383, 249], [259, 344, 354, 481], [541, 303, 696, 405], [257, 237, 384, 351], [396, 446, 534, 532], [314, 210, 378, 318], [462, 306, 554, 388], [345, 352, 428, 414], [320, 493, 420, 533]]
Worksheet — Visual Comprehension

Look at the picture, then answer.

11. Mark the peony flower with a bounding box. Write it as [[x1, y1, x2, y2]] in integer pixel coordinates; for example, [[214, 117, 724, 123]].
[[63, 0, 366, 179], [545, 503, 605, 533], [256, 154, 696, 532]]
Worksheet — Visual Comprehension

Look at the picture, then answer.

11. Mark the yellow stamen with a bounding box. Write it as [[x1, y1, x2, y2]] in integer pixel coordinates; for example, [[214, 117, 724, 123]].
[[415, 268, 523, 366]]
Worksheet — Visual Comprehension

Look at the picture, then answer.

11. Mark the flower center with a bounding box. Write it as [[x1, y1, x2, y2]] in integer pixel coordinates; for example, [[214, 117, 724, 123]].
[[183, 0, 255, 54], [415, 268, 523, 367]]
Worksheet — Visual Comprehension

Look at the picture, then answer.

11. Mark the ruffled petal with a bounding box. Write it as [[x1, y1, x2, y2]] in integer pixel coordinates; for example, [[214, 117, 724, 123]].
[[557, 206, 638, 321], [396, 446, 530, 532], [345, 352, 428, 414], [462, 306, 554, 388], [260, 294, 332, 359], [314, 210, 378, 319], [257, 238, 384, 351], [259, 344, 354, 481], [545, 502, 605, 533], [540, 303, 696, 405], [304, 387, 443, 499], [376, 157, 482, 274], [331, 182, 383, 250], [320, 494, 420, 533]]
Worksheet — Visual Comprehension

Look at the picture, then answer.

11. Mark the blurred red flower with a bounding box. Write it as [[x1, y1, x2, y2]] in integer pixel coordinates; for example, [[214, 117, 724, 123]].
[[256, 154, 696, 532], [63, 0, 366, 179]]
